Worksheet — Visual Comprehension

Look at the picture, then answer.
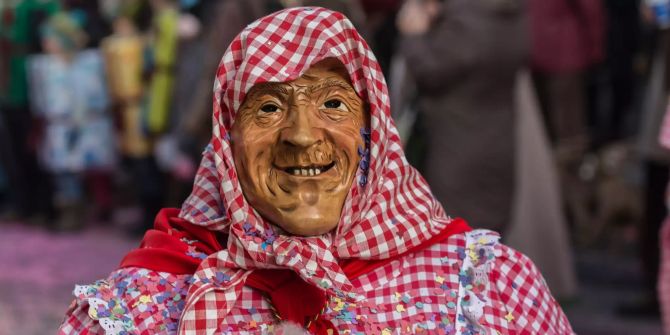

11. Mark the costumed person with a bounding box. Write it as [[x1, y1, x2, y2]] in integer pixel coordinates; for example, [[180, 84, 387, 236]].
[[58, 7, 573, 334], [0, 3, 14, 216], [119, 0, 179, 233], [396, 0, 527, 233], [101, 15, 159, 228], [659, 98, 670, 335], [637, 6, 670, 317], [1, 0, 59, 222], [529, 0, 605, 235], [102, 16, 150, 160], [27, 13, 116, 229], [146, 0, 178, 135], [358, 0, 403, 76], [504, 71, 578, 301], [61, 0, 112, 48]]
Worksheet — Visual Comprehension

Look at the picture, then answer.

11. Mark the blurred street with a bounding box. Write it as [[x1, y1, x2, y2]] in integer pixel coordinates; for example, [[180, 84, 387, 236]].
[[0, 219, 664, 335], [0, 221, 138, 334], [568, 247, 664, 335]]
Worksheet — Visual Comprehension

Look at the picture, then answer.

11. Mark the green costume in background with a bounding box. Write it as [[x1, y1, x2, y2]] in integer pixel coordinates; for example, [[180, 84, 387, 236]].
[[5, 0, 60, 108], [0, 0, 60, 220], [146, 5, 177, 134]]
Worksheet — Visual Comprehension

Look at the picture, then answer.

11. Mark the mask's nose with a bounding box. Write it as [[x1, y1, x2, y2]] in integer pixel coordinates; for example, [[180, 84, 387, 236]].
[[280, 105, 323, 148]]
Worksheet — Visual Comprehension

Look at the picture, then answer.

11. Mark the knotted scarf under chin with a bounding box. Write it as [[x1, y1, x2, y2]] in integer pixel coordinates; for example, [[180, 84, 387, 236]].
[[246, 269, 335, 333]]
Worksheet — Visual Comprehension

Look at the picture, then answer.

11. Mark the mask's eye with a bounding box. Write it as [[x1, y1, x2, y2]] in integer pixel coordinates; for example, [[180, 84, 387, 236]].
[[324, 99, 341, 108], [260, 104, 280, 113]]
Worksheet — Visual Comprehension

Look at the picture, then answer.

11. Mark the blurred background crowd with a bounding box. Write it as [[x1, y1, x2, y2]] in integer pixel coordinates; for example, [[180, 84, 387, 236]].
[[1, 0, 670, 334]]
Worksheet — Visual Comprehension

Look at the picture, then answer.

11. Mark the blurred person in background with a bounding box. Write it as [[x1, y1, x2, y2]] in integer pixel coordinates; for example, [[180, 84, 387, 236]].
[[658, 97, 670, 335], [597, 0, 641, 146], [0, 4, 11, 104], [114, 0, 179, 234], [528, 0, 605, 233], [0, 163, 6, 213], [145, 0, 178, 136], [529, 0, 604, 148], [656, 5, 670, 320], [101, 14, 159, 231], [505, 70, 579, 301], [102, 16, 148, 163], [0, 0, 60, 223], [61, 0, 111, 48], [396, 0, 527, 233], [636, 0, 670, 317], [26, 13, 116, 230], [0, 3, 13, 216], [356, 0, 402, 76], [0, 87, 10, 215]]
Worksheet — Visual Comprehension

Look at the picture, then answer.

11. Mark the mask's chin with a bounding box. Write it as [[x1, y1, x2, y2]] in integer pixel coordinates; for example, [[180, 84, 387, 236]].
[[276, 208, 340, 236], [255, 155, 352, 237]]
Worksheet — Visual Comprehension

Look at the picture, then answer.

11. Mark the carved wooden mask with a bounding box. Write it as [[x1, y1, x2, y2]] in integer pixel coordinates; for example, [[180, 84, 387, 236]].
[[231, 58, 367, 236]]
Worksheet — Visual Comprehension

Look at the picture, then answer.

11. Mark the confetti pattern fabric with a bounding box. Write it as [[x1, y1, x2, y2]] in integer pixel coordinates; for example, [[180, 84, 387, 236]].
[[59, 7, 573, 335], [59, 230, 573, 334]]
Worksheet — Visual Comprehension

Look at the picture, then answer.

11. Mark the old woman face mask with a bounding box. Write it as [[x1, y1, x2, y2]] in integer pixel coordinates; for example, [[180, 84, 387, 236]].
[[231, 58, 366, 236]]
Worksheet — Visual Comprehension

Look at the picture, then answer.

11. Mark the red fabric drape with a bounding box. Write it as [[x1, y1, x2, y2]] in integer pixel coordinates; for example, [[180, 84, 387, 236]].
[[120, 208, 224, 274]]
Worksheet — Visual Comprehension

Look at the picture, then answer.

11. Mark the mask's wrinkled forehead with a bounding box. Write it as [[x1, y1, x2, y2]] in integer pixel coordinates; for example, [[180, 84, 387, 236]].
[[213, 7, 379, 130]]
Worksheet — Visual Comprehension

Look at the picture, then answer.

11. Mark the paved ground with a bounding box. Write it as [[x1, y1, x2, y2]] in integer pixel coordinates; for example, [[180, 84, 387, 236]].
[[0, 222, 138, 334], [0, 221, 664, 334], [566, 247, 664, 335]]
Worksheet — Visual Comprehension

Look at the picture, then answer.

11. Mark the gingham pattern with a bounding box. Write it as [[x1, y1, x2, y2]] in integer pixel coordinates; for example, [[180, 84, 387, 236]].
[[176, 6, 453, 332], [58, 231, 573, 334]]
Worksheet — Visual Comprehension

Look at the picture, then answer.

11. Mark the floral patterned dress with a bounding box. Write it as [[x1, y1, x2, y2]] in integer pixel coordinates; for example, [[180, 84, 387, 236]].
[[59, 230, 572, 335]]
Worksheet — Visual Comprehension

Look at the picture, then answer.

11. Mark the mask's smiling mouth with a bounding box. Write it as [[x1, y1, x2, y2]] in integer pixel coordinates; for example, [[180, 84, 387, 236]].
[[278, 161, 336, 177]]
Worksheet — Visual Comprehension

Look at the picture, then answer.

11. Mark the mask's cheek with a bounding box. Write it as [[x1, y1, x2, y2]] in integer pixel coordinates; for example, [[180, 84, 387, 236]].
[[336, 129, 365, 162], [251, 150, 275, 192], [231, 132, 263, 195], [332, 147, 361, 188]]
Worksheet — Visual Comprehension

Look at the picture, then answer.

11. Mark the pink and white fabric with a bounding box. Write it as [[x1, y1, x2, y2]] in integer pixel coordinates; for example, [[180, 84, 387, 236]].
[[658, 102, 670, 335], [660, 219, 670, 335], [58, 7, 574, 335]]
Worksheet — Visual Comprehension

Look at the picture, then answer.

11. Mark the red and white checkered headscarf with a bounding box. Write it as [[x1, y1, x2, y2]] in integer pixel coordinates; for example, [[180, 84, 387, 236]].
[[177, 6, 452, 323]]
